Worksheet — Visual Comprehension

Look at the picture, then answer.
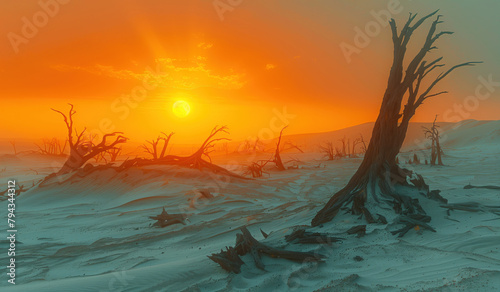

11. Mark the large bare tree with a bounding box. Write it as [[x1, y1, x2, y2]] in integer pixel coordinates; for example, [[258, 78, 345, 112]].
[[312, 11, 480, 227], [52, 104, 128, 174]]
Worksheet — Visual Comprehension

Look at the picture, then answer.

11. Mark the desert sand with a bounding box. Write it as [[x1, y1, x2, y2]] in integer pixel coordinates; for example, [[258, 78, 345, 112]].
[[1, 120, 499, 291]]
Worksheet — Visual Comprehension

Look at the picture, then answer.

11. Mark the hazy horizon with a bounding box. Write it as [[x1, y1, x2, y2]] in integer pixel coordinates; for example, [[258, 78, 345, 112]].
[[2, 0, 499, 143]]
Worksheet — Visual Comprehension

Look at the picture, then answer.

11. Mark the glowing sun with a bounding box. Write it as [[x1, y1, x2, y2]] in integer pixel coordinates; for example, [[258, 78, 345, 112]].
[[172, 100, 191, 118]]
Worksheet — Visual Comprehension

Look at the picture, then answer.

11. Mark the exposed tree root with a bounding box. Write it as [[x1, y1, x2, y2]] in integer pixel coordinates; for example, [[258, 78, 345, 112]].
[[464, 184, 500, 190], [244, 159, 272, 178], [441, 202, 500, 216], [208, 247, 244, 273], [346, 225, 366, 237], [285, 228, 343, 244], [149, 207, 187, 228], [313, 164, 446, 237], [209, 226, 325, 273], [197, 189, 214, 199], [391, 214, 435, 237]]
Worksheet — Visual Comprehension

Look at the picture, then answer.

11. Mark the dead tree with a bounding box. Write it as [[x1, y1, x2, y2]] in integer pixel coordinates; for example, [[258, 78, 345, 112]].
[[413, 153, 420, 165], [244, 159, 271, 178], [220, 142, 229, 155], [9, 141, 17, 155], [209, 227, 325, 273], [335, 147, 343, 158], [351, 137, 364, 157], [358, 134, 367, 154], [312, 11, 479, 230], [35, 138, 67, 155], [150, 207, 187, 227], [283, 141, 304, 153], [107, 147, 122, 162], [51, 104, 128, 174], [120, 126, 246, 179], [423, 115, 443, 165], [339, 136, 348, 157], [319, 141, 335, 160], [272, 126, 287, 171], [142, 132, 174, 160], [252, 138, 264, 152]]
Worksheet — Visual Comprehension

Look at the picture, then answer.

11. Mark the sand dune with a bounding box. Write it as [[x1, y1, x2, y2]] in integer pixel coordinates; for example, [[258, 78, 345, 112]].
[[0, 120, 499, 291]]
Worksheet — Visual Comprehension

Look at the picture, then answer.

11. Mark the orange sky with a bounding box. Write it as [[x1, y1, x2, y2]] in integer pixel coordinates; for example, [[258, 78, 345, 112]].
[[1, 1, 499, 145]]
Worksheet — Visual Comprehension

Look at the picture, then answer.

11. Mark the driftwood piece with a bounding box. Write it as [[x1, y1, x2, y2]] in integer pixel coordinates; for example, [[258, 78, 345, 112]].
[[207, 247, 244, 273], [285, 228, 343, 244], [464, 184, 500, 190], [346, 225, 366, 237], [197, 189, 214, 199], [441, 202, 500, 216], [209, 227, 325, 273], [149, 207, 187, 227], [391, 214, 435, 237], [428, 190, 448, 204]]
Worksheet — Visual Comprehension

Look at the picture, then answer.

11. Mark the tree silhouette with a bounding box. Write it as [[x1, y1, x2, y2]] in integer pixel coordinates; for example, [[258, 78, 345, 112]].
[[120, 126, 246, 179], [312, 11, 480, 228], [319, 141, 335, 160], [51, 104, 128, 174], [142, 132, 174, 160], [272, 126, 287, 171], [423, 115, 444, 165]]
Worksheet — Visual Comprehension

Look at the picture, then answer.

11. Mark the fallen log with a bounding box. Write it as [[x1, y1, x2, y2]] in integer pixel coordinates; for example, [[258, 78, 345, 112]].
[[464, 184, 500, 190], [441, 202, 500, 216], [208, 247, 244, 273], [285, 228, 343, 244], [120, 126, 249, 180], [391, 214, 435, 237], [209, 226, 325, 273], [149, 207, 187, 227], [346, 225, 366, 237]]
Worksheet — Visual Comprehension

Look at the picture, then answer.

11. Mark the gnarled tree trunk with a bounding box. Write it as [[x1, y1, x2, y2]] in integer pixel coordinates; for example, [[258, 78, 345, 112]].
[[312, 11, 479, 227]]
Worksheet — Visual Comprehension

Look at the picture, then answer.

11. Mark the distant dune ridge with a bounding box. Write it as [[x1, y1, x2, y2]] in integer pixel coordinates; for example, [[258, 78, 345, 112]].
[[259, 119, 500, 153], [1, 120, 499, 157]]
